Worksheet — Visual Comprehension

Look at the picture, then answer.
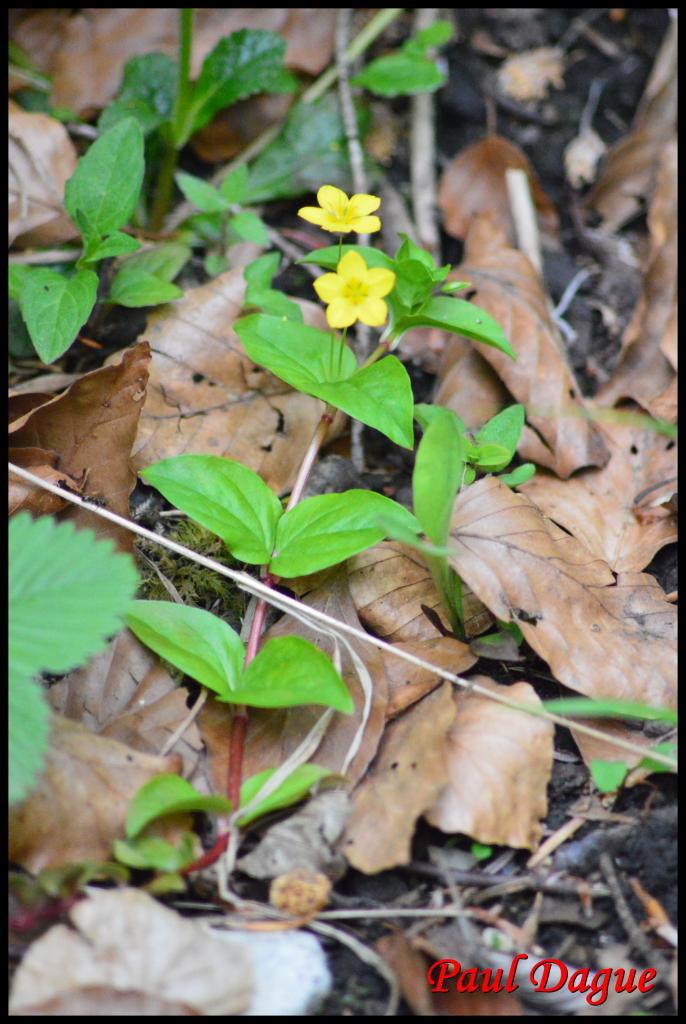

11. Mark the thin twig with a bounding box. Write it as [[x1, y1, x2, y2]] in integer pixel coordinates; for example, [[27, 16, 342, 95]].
[[410, 8, 440, 257], [599, 853, 672, 981]]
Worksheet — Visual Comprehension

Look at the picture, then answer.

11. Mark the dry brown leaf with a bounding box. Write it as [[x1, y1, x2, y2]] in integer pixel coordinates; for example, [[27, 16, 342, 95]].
[[519, 417, 677, 572], [342, 682, 456, 873], [448, 477, 677, 709], [375, 932, 436, 1017], [8, 447, 82, 517], [9, 342, 151, 550], [585, 19, 677, 232], [597, 140, 677, 420], [438, 136, 560, 249], [451, 213, 609, 477], [9, 10, 70, 90], [9, 715, 182, 873], [8, 101, 79, 247], [8, 888, 253, 1015], [497, 46, 564, 102], [9, 988, 201, 1016], [570, 719, 668, 788], [46, 9, 336, 115], [47, 629, 203, 777], [384, 637, 476, 718], [134, 269, 334, 495], [434, 334, 511, 431], [425, 676, 553, 850], [9, 372, 81, 398], [191, 93, 293, 163]]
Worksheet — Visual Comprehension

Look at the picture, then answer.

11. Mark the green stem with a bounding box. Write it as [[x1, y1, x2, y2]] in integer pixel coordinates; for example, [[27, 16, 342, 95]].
[[338, 325, 347, 378], [148, 135, 179, 232]]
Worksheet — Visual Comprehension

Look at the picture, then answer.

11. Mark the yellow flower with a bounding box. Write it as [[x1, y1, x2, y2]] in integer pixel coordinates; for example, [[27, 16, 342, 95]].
[[314, 250, 396, 329], [298, 185, 381, 235]]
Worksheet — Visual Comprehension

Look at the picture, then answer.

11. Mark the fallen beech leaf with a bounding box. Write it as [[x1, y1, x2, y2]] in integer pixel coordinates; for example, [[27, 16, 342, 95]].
[[9, 715, 181, 873], [448, 477, 677, 709], [238, 790, 350, 881], [586, 19, 677, 232], [8, 888, 253, 1015], [570, 719, 667, 788], [47, 630, 203, 777], [135, 269, 335, 495], [384, 637, 476, 718], [8, 447, 82, 517], [343, 682, 456, 873], [375, 932, 435, 1017], [497, 46, 564, 102], [8, 102, 79, 246], [520, 417, 677, 571], [426, 676, 553, 850], [434, 333, 511, 430], [9, 343, 151, 550], [9, 988, 200, 1016], [598, 140, 677, 420], [438, 136, 560, 249], [451, 213, 608, 477], [48, 9, 336, 115]]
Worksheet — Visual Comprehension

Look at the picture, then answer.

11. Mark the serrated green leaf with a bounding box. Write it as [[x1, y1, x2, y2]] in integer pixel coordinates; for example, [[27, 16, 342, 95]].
[[352, 53, 445, 97], [140, 454, 283, 564], [229, 210, 269, 246], [413, 407, 466, 547], [498, 463, 536, 487], [238, 765, 335, 827], [219, 164, 249, 204], [113, 832, 197, 871], [396, 296, 515, 358], [185, 29, 292, 142], [176, 171, 231, 213], [230, 637, 353, 712], [270, 490, 420, 577], [82, 231, 142, 263], [98, 53, 176, 136], [64, 118, 144, 238], [9, 512, 139, 681], [9, 669, 51, 805], [19, 267, 98, 363], [126, 600, 244, 698], [126, 773, 232, 839], [109, 271, 182, 307]]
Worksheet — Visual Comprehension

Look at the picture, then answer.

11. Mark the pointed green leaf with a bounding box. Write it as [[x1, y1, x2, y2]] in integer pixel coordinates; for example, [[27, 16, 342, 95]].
[[109, 272, 182, 307], [413, 407, 466, 546], [238, 765, 336, 827], [140, 454, 283, 564], [126, 773, 232, 839], [312, 357, 415, 449], [498, 463, 536, 488], [64, 118, 144, 238], [235, 313, 357, 388], [299, 243, 394, 272], [113, 833, 196, 871], [476, 405, 525, 465], [98, 53, 177, 136], [19, 268, 98, 363], [125, 600, 244, 698], [352, 53, 445, 97], [229, 210, 269, 246], [176, 171, 231, 213], [219, 164, 249, 204], [397, 296, 515, 359], [229, 637, 353, 712], [82, 231, 142, 263]]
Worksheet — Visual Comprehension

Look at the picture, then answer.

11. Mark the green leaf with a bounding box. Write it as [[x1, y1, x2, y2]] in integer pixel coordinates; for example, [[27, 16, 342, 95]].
[[64, 118, 144, 238], [109, 271, 182, 307], [414, 402, 466, 433], [475, 405, 525, 468], [185, 29, 292, 142], [470, 841, 493, 862], [9, 264, 32, 302], [542, 698, 677, 725], [352, 53, 445, 97], [19, 267, 98, 363], [396, 296, 515, 359], [413, 407, 466, 546], [639, 742, 678, 775], [82, 231, 142, 263], [403, 19, 453, 56], [126, 773, 232, 839], [9, 669, 51, 805], [204, 252, 229, 277], [98, 53, 176, 135], [270, 491, 420, 577], [229, 210, 270, 246], [244, 253, 302, 321], [9, 513, 139, 681], [140, 454, 283, 564], [300, 243, 394, 272], [311, 358, 415, 449], [238, 765, 335, 827], [219, 164, 249, 204], [113, 833, 196, 872], [236, 313, 357, 387], [125, 600, 245, 698], [244, 95, 350, 204], [498, 463, 536, 488], [394, 259, 434, 312], [229, 637, 354, 712], [115, 242, 192, 282], [590, 759, 628, 794], [175, 171, 231, 213], [466, 442, 512, 471]]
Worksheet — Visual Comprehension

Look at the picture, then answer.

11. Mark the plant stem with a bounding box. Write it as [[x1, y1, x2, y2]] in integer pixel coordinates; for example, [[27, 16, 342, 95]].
[[148, 136, 178, 232]]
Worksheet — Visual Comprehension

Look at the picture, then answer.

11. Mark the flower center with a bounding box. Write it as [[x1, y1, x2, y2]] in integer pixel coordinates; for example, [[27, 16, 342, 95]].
[[342, 278, 368, 304]]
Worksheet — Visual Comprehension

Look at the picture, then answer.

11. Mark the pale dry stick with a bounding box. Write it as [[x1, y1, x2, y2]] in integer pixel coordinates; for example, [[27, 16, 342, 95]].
[[410, 7, 441, 258], [158, 687, 207, 758], [164, 8, 404, 232], [505, 167, 542, 276], [307, 918, 401, 1016], [9, 248, 82, 265], [526, 815, 587, 870], [8, 462, 678, 771]]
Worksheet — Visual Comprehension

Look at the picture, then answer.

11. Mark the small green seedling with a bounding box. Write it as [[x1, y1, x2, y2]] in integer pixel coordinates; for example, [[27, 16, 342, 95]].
[[352, 19, 454, 97]]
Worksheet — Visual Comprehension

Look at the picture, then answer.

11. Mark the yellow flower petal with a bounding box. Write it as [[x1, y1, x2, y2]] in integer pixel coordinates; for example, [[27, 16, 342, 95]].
[[349, 194, 381, 217], [349, 214, 381, 234], [357, 297, 388, 327], [326, 297, 358, 329], [317, 185, 348, 215], [298, 206, 329, 226], [313, 272, 345, 303], [366, 268, 396, 298], [337, 250, 368, 280], [319, 214, 353, 233]]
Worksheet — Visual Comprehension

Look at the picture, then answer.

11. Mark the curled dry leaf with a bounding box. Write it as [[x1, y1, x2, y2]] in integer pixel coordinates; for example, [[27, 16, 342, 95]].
[[9, 342, 151, 550], [8, 888, 253, 1015], [135, 269, 333, 496], [520, 417, 677, 572], [47, 629, 203, 777], [8, 447, 83, 518], [585, 18, 677, 232], [425, 676, 553, 850], [598, 140, 677, 421], [497, 46, 564, 103], [9, 715, 182, 874], [451, 213, 608, 477], [342, 682, 456, 873], [9, 101, 79, 247], [448, 477, 677, 710], [438, 136, 560, 250]]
